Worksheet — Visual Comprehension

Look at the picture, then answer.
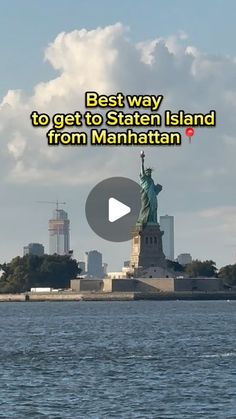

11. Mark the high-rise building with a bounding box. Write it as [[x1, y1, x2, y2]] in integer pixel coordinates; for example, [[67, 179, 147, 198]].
[[159, 215, 174, 261], [85, 250, 103, 278], [23, 243, 44, 256], [84, 252, 88, 273], [177, 253, 192, 266], [78, 261, 86, 274], [102, 263, 108, 276], [49, 209, 70, 255]]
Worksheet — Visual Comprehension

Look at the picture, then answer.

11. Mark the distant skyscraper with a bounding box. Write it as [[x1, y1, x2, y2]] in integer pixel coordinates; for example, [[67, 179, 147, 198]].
[[78, 261, 86, 274], [177, 253, 192, 266], [160, 215, 174, 261], [102, 263, 108, 276], [84, 252, 88, 273], [23, 243, 44, 256], [49, 209, 70, 255], [85, 250, 103, 278]]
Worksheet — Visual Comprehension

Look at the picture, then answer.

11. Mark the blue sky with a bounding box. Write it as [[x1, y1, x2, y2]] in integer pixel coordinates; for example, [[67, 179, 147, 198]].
[[0, 0, 235, 97], [0, 1, 236, 270]]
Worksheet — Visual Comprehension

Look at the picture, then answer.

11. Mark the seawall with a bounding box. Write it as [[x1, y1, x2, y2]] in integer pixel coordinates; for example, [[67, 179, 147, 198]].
[[0, 291, 236, 302]]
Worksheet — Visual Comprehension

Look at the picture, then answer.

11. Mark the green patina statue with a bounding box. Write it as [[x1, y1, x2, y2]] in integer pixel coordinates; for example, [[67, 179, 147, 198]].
[[137, 151, 162, 228]]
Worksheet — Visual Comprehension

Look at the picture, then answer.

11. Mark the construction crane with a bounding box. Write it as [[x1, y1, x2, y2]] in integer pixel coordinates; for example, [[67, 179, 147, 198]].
[[37, 200, 67, 254], [37, 200, 66, 212]]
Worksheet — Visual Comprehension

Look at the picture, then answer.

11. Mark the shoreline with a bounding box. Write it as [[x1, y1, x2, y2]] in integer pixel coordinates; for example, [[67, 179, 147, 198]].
[[0, 291, 235, 302]]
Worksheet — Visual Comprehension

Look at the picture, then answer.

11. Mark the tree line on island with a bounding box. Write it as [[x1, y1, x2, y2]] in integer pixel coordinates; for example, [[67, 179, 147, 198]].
[[167, 259, 235, 287], [0, 255, 80, 293], [0, 255, 235, 293]]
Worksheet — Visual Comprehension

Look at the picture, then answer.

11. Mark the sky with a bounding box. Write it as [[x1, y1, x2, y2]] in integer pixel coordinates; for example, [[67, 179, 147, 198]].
[[1, 0, 236, 270]]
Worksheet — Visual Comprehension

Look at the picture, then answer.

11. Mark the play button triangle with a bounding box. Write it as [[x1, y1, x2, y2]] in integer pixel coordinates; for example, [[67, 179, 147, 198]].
[[108, 197, 131, 223], [85, 177, 141, 242]]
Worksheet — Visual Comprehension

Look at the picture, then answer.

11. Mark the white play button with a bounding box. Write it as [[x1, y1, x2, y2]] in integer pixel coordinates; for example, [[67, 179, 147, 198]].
[[108, 197, 131, 222], [85, 177, 141, 242]]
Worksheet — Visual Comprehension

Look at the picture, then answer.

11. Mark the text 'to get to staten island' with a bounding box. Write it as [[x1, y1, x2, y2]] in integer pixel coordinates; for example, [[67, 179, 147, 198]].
[[30, 92, 216, 146]]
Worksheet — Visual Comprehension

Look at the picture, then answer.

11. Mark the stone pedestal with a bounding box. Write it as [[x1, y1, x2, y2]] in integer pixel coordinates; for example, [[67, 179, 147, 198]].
[[130, 224, 166, 273]]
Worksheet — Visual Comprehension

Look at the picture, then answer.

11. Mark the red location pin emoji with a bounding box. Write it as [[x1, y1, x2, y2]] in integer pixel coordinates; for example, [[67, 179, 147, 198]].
[[185, 127, 195, 143]]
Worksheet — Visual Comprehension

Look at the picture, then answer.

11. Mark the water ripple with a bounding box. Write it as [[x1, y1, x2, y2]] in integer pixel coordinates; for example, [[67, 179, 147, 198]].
[[0, 301, 235, 418]]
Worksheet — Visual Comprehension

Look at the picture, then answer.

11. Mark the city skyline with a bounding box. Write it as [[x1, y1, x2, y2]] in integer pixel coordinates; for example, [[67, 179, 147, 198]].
[[3, 176, 235, 270], [21, 203, 179, 272]]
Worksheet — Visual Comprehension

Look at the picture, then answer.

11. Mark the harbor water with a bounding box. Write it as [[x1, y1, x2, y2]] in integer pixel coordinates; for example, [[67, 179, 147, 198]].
[[0, 301, 235, 418]]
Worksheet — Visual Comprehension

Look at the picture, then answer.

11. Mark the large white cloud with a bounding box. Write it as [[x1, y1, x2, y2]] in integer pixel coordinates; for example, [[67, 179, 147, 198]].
[[0, 22, 235, 188], [0, 23, 236, 267]]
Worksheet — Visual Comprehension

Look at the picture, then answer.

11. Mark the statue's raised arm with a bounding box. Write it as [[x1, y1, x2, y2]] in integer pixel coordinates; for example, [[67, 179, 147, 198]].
[[140, 150, 145, 177], [137, 152, 162, 228]]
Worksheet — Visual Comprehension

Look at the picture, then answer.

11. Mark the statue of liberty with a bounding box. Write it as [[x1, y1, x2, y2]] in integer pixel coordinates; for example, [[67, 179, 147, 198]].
[[137, 151, 162, 228]]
